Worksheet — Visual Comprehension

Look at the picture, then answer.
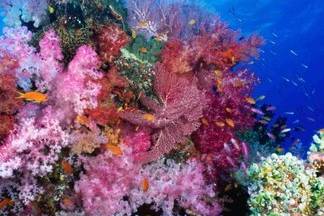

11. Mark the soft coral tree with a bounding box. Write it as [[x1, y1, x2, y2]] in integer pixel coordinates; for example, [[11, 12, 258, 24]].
[[159, 25, 262, 76], [193, 69, 256, 176], [0, 117, 69, 178], [54, 45, 103, 115], [121, 64, 207, 163], [96, 24, 130, 64], [75, 144, 220, 216]]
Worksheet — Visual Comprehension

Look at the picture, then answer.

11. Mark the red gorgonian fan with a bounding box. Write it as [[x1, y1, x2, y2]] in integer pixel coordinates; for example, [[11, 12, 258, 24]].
[[120, 64, 207, 163]]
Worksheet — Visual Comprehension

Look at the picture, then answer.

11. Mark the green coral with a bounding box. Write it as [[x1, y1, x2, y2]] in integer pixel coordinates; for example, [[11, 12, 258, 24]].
[[247, 153, 324, 216], [56, 23, 94, 63], [115, 35, 164, 97], [309, 130, 324, 154], [124, 35, 164, 64]]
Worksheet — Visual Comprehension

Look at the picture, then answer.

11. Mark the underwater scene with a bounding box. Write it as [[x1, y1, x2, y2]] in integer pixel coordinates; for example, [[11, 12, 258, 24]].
[[0, 0, 323, 215]]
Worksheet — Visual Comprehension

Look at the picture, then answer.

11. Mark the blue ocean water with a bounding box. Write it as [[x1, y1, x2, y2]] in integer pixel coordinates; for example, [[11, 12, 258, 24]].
[[0, 0, 323, 150], [204, 0, 324, 150]]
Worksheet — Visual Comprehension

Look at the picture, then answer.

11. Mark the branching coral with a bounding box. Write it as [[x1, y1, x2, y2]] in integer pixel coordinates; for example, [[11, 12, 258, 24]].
[[121, 64, 207, 163], [247, 153, 324, 216]]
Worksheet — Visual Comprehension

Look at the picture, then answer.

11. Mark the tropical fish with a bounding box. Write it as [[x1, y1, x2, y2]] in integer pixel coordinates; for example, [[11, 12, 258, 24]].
[[61, 160, 73, 175], [75, 115, 90, 126], [245, 97, 256, 104], [142, 178, 149, 192], [289, 49, 298, 56], [143, 113, 155, 122], [276, 147, 284, 153], [48, 5, 55, 14], [139, 47, 148, 53], [285, 112, 295, 115], [307, 106, 315, 112], [291, 80, 298, 87], [230, 138, 240, 151], [225, 107, 232, 113], [281, 76, 290, 82], [105, 144, 123, 156], [256, 95, 266, 101], [267, 132, 276, 140], [226, 156, 236, 167], [201, 118, 209, 126], [266, 106, 276, 111], [241, 142, 249, 160], [188, 19, 196, 25], [215, 121, 225, 127], [109, 5, 123, 21], [306, 117, 315, 122], [281, 128, 291, 133], [319, 129, 324, 133], [131, 29, 137, 39], [301, 63, 309, 69], [225, 118, 235, 128], [292, 119, 300, 124], [251, 108, 265, 115], [272, 32, 278, 38], [17, 91, 48, 103]]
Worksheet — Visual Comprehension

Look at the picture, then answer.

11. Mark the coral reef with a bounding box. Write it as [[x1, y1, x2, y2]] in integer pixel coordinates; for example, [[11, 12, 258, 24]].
[[0, 0, 320, 215], [247, 153, 324, 216]]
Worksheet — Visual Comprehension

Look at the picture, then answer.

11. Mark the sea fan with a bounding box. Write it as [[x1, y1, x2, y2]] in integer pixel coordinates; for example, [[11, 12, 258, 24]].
[[121, 64, 207, 163]]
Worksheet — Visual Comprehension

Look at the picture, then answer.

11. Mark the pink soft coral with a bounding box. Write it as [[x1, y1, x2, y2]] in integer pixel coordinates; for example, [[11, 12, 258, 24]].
[[75, 144, 220, 216], [0, 116, 69, 177], [37, 29, 64, 90], [121, 64, 207, 163], [54, 45, 103, 114]]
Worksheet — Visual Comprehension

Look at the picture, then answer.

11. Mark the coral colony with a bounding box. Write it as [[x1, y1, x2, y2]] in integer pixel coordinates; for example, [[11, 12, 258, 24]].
[[0, 0, 323, 215]]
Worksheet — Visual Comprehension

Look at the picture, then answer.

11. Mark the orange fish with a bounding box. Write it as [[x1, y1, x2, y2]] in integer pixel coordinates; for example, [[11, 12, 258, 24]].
[[106, 143, 123, 156], [17, 91, 48, 103], [75, 115, 90, 126], [61, 160, 73, 175], [143, 113, 155, 122], [225, 108, 232, 113], [215, 121, 225, 127], [245, 97, 256, 105], [139, 47, 148, 53], [138, 20, 149, 29], [214, 70, 223, 78], [142, 178, 149, 192], [319, 129, 324, 133], [225, 118, 235, 128], [0, 198, 14, 209], [201, 118, 209, 126]]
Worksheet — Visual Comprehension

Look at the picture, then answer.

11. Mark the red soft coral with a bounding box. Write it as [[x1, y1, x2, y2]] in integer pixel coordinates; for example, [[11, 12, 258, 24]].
[[96, 24, 130, 63], [121, 64, 207, 163], [159, 22, 263, 75], [193, 69, 256, 176]]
